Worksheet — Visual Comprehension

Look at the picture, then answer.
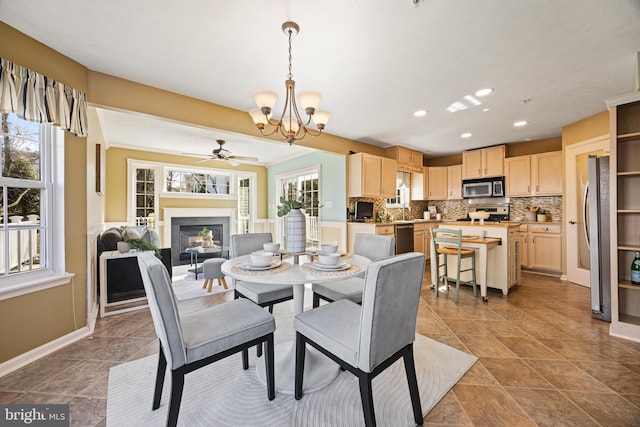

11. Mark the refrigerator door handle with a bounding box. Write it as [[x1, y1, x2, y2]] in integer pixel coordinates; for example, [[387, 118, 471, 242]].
[[583, 180, 590, 248]]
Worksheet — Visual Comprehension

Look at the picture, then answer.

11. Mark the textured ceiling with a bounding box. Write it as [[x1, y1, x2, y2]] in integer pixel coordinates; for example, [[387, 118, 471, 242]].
[[2, 0, 639, 161]]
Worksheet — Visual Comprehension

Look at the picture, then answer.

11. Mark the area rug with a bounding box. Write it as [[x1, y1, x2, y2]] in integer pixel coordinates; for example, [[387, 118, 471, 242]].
[[107, 329, 477, 426], [171, 264, 232, 301]]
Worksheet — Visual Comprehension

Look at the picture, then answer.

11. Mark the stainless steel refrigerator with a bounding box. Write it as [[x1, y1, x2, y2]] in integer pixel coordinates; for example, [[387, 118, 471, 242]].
[[588, 155, 611, 322]]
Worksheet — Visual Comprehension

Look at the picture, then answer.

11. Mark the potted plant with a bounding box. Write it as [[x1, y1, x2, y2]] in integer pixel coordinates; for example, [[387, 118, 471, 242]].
[[125, 237, 161, 258], [536, 209, 548, 222]]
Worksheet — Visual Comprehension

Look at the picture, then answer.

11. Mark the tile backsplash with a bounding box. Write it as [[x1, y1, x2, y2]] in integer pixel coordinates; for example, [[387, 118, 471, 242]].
[[349, 196, 562, 222]]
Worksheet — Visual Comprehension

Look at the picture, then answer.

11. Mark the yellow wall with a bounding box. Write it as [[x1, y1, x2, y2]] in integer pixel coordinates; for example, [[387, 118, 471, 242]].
[[0, 22, 89, 363], [562, 111, 609, 147]]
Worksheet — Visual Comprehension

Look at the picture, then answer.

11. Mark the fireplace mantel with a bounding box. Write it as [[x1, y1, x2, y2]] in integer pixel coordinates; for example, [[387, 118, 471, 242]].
[[163, 208, 236, 246]]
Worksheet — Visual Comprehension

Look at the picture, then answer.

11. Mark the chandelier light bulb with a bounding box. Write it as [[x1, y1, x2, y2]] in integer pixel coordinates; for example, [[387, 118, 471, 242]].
[[312, 110, 331, 129]]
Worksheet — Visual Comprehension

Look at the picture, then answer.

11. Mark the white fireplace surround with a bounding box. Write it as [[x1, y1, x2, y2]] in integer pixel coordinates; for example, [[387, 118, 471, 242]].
[[162, 208, 236, 247]]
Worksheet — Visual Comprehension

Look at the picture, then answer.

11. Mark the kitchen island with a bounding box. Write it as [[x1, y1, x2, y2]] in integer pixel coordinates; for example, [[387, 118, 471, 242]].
[[432, 222, 521, 300]]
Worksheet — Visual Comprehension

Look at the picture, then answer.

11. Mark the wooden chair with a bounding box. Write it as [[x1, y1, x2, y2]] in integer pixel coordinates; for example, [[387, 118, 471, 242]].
[[430, 228, 477, 304], [294, 252, 426, 427], [137, 252, 276, 427]]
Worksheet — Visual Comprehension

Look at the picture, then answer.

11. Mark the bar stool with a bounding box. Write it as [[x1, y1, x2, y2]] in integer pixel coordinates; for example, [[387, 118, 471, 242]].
[[430, 228, 477, 304], [202, 258, 228, 293]]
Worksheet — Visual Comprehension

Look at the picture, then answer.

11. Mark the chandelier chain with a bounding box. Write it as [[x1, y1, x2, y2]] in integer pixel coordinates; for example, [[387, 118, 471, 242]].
[[287, 27, 293, 80]]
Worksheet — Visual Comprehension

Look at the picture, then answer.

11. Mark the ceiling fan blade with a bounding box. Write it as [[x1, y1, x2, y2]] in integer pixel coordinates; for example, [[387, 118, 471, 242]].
[[195, 158, 212, 163], [229, 155, 259, 161], [227, 158, 240, 167]]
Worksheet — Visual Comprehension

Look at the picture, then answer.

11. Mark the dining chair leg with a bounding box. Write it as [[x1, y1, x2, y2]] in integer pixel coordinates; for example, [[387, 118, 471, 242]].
[[312, 293, 321, 308], [455, 254, 462, 304], [167, 367, 185, 427], [256, 343, 263, 358], [294, 332, 306, 400], [402, 345, 424, 426], [266, 334, 275, 401], [242, 348, 249, 370], [152, 343, 167, 410], [471, 254, 478, 298], [358, 372, 376, 427]]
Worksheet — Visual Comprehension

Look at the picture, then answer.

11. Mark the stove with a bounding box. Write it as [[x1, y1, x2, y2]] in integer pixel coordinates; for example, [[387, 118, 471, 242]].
[[460, 197, 510, 222]]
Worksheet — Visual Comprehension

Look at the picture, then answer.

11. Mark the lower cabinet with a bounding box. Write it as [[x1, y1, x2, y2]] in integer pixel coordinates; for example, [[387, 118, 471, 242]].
[[520, 224, 562, 273]]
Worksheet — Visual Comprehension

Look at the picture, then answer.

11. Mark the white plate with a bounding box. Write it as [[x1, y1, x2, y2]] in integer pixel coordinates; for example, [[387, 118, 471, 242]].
[[310, 261, 351, 271], [241, 260, 281, 271]]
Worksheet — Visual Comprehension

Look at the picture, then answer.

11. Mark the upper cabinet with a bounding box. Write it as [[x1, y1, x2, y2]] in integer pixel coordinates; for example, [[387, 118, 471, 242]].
[[505, 151, 562, 197], [384, 146, 423, 173], [427, 167, 448, 200], [447, 164, 462, 199], [348, 153, 397, 198], [462, 145, 506, 179]]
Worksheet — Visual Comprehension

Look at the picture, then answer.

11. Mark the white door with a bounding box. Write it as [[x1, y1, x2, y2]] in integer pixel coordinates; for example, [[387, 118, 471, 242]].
[[565, 136, 609, 287]]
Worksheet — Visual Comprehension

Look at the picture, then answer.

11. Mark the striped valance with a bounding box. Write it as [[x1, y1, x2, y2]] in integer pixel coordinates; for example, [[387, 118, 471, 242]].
[[0, 57, 87, 137]]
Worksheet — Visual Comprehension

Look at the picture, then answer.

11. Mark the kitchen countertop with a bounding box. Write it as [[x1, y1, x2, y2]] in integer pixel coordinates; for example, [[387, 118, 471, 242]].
[[348, 220, 561, 226]]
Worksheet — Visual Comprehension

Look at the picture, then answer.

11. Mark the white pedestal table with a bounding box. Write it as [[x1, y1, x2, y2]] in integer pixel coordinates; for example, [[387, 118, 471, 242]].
[[221, 253, 370, 394]]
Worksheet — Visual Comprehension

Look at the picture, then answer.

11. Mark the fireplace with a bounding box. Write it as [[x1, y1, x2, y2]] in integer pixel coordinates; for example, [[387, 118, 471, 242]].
[[171, 216, 230, 265]]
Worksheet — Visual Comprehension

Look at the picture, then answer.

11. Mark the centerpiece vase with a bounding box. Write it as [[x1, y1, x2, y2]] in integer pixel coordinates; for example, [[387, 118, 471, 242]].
[[285, 208, 306, 253]]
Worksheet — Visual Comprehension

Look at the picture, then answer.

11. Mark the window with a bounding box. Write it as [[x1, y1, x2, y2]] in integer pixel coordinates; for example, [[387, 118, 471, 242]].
[[135, 167, 156, 228], [0, 113, 61, 286], [386, 171, 410, 207], [237, 177, 251, 234], [164, 168, 231, 195]]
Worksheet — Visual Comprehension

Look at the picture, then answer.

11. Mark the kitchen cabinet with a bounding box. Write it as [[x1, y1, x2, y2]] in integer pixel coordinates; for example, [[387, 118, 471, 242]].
[[607, 91, 640, 340], [462, 145, 505, 179], [427, 167, 448, 200], [384, 146, 423, 172], [346, 223, 395, 253], [348, 153, 396, 198], [410, 171, 424, 201], [505, 152, 562, 197], [447, 164, 462, 199], [520, 223, 561, 273], [413, 221, 437, 261]]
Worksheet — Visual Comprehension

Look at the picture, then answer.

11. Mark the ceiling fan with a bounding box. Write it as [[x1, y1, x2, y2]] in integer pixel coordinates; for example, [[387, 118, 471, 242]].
[[190, 139, 258, 166]]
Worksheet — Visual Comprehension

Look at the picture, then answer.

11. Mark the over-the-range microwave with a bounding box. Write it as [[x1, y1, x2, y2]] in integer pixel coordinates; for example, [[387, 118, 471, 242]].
[[462, 177, 505, 198]]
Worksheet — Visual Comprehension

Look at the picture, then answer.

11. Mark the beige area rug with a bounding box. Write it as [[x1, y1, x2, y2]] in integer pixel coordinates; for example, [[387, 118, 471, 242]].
[[171, 264, 232, 301], [107, 307, 477, 427]]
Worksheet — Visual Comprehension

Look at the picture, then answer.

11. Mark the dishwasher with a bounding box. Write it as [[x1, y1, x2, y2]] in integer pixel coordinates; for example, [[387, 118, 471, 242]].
[[395, 224, 414, 254]]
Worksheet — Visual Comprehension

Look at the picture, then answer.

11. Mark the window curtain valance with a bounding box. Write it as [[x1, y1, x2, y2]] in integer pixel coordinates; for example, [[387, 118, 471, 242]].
[[0, 57, 87, 137]]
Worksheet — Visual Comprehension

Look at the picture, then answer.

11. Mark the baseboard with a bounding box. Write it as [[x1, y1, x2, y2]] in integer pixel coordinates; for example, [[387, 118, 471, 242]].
[[0, 326, 92, 378], [87, 301, 99, 332]]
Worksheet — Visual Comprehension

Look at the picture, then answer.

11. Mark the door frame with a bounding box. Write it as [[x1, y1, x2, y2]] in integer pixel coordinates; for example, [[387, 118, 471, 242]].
[[564, 135, 609, 287]]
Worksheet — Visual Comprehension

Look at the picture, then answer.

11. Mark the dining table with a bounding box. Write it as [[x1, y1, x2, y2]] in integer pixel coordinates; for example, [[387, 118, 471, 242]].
[[429, 234, 501, 302], [221, 251, 371, 394]]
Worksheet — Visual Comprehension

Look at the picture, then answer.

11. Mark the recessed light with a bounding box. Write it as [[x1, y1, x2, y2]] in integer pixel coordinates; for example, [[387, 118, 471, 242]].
[[475, 88, 494, 97], [513, 120, 528, 127], [413, 110, 427, 117], [461, 133, 472, 138], [482, 108, 490, 112]]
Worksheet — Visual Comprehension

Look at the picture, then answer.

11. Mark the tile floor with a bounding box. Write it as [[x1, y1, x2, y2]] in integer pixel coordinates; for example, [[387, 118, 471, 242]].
[[1, 269, 640, 426]]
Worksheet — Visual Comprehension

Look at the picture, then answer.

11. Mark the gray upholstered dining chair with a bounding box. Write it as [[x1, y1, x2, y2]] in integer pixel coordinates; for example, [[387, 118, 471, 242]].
[[229, 232, 294, 312], [137, 252, 276, 427], [311, 233, 395, 308], [230, 232, 294, 356], [430, 228, 477, 304], [294, 252, 426, 427]]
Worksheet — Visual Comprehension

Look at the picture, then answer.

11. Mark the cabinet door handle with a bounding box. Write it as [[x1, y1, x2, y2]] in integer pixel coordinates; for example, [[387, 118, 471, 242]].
[[569, 220, 576, 224], [484, 168, 487, 174], [478, 168, 481, 175], [527, 186, 530, 192], [536, 185, 539, 192]]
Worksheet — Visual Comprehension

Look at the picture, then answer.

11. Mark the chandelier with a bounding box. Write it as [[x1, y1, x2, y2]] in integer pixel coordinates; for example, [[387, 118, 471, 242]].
[[249, 21, 330, 145]]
